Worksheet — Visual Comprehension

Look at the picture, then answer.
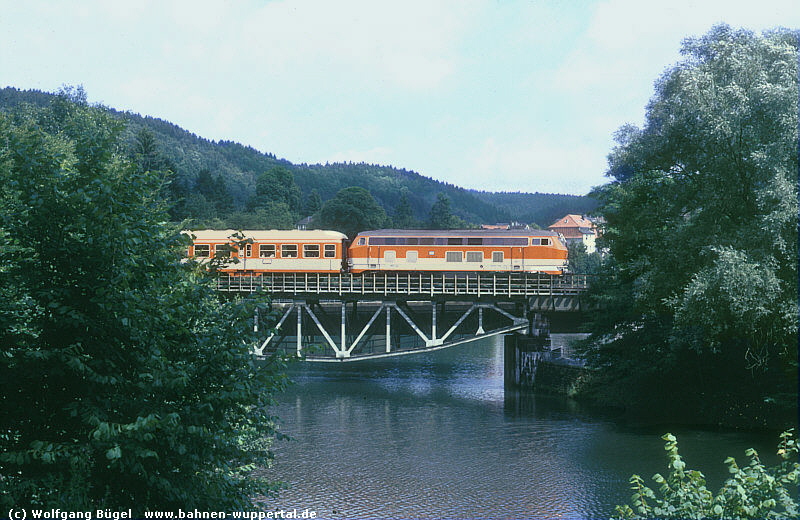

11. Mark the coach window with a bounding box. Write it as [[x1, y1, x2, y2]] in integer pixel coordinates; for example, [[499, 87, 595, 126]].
[[446, 251, 463, 262], [467, 238, 482, 245], [304, 244, 320, 258], [245, 244, 252, 257], [406, 251, 418, 263], [466, 252, 483, 262], [215, 244, 231, 258], [194, 244, 210, 258], [492, 251, 504, 263], [420, 237, 434, 245], [259, 245, 276, 258], [324, 244, 336, 258], [281, 244, 298, 258]]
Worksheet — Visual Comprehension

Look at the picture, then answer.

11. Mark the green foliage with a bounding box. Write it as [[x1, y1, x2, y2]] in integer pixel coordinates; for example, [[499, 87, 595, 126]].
[[428, 193, 468, 229], [302, 188, 323, 216], [253, 166, 301, 213], [392, 188, 418, 229], [567, 241, 602, 274], [613, 430, 799, 519], [314, 186, 389, 238], [580, 25, 798, 425], [0, 92, 288, 512]]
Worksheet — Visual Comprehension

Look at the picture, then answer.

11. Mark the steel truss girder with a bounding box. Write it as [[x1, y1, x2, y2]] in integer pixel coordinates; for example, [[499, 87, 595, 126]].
[[255, 299, 530, 361]]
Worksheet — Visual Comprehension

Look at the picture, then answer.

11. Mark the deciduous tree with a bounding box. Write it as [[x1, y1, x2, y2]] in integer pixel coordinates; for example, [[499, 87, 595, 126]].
[[0, 91, 287, 512], [581, 25, 798, 426]]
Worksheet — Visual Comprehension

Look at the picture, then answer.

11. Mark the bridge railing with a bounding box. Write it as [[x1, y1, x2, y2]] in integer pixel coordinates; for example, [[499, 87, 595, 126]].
[[214, 271, 589, 298]]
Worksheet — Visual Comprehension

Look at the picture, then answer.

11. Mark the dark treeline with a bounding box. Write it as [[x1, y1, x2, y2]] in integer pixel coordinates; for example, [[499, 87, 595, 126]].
[[0, 87, 597, 236]]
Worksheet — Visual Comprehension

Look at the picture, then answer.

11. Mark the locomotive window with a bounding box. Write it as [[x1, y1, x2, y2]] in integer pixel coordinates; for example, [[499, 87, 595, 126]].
[[531, 238, 540, 245], [530, 238, 550, 246], [447, 238, 463, 245], [466, 252, 483, 262], [324, 244, 336, 258], [492, 251, 504, 263], [467, 238, 482, 245], [194, 244, 210, 258], [358, 237, 366, 246], [541, 238, 549, 246], [281, 245, 298, 258], [259, 245, 276, 258], [446, 251, 462, 262], [304, 244, 320, 258], [486, 238, 527, 246]]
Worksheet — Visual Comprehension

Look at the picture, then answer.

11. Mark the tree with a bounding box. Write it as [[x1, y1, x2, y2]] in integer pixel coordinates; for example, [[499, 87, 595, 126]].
[[196, 169, 234, 215], [253, 165, 301, 213], [566, 241, 601, 274], [0, 92, 287, 512], [427, 193, 466, 229], [302, 188, 323, 216], [580, 25, 798, 426], [314, 186, 389, 238], [393, 188, 417, 228]]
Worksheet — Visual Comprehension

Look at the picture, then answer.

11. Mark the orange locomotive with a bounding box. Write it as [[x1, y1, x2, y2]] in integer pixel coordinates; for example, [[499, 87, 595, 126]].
[[348, 229, 567, 274], [187, 228, 568, 275]]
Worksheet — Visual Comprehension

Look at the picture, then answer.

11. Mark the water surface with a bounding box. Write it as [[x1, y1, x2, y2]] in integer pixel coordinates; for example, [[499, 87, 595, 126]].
[[262, 336, 778, 519]]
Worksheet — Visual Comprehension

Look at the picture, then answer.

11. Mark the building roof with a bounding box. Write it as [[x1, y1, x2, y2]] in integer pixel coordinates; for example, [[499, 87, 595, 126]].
[[548, 214, 596, 230]]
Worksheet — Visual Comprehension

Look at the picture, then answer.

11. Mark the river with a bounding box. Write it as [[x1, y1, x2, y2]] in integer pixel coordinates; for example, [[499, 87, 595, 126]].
[[261, 335, 778, 519]]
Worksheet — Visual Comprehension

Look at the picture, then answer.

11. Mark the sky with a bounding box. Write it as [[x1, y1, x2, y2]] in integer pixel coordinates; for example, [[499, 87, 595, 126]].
[[1, 0, 797, 195]]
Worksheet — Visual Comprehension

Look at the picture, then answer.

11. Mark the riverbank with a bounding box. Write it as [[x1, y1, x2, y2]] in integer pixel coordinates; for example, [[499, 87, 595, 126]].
[[505, 335, 797, 432]]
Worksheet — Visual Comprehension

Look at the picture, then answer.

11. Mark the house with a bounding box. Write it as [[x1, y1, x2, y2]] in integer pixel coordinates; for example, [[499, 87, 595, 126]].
[[296, 216, 314, 230], [548, 214, 598, 253]]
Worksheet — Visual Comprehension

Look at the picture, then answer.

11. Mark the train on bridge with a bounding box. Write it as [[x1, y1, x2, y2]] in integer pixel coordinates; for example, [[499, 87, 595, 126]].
[[187, 228, 569, 275]]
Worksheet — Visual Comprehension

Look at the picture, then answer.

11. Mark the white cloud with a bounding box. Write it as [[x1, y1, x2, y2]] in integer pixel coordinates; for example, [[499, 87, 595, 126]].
[[466, 137, 607, 194], [238, 0, 480, 92]]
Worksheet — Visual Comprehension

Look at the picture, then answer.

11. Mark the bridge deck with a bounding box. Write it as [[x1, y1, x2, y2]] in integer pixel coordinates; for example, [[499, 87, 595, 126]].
[[215, 272, 589, 299]]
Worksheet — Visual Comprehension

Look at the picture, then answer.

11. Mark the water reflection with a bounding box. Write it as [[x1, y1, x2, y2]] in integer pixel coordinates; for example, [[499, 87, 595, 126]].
[[261, 335, 777, 519]]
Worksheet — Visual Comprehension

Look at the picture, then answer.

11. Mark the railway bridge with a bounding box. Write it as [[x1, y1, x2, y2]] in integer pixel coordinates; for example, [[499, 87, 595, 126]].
[[215, 272, 590, 361]]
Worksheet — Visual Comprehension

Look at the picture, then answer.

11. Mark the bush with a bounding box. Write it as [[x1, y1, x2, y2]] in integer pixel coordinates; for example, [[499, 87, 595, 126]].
[[613, 430, 799, 519]]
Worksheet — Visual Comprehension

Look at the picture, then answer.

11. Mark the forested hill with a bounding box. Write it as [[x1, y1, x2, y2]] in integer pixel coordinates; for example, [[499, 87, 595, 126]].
[[0, 87, 596, 228]]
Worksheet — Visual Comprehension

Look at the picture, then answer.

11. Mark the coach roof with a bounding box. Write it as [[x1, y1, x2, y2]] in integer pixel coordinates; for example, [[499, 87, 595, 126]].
[[186, 229, 348, 241]]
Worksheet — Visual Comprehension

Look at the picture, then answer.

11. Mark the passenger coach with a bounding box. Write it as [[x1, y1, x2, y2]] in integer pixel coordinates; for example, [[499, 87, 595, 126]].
[[348, 229, 567, 274], [187, 229, 347, 273]]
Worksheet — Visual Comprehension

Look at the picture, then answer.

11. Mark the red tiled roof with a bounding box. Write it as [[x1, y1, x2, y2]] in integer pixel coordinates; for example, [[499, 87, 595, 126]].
[[548, 214, 594, 230]]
